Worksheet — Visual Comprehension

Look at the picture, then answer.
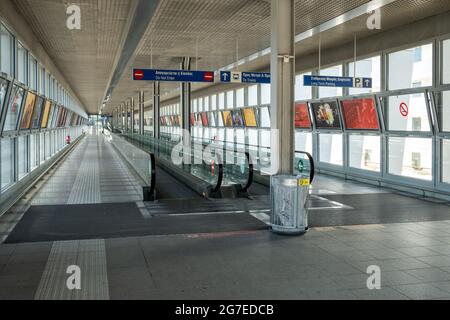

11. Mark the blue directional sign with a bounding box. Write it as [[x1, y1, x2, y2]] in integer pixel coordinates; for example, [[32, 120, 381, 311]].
[[220, 71, 271, 84], [133, 69, 214, 83], [304, 75, 372, 88]]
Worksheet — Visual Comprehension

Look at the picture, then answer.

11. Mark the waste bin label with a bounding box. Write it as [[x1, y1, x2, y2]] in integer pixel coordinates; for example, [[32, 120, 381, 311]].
[[299, 179, 310, 186]]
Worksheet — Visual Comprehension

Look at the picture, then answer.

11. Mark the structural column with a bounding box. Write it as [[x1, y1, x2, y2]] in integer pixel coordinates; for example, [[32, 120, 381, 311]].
[[270, 0, 295, 175], [131, 97, 136, 133], [153, 82, 160, 139], [180, 57, 191, 160], [139, 90, 145, 135]]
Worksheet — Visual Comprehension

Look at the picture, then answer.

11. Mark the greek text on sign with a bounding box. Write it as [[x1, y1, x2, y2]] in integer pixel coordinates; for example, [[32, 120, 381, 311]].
[[304, 75, 372, 88], [220, 71, 271, 84], [133, 69, 214, 83]]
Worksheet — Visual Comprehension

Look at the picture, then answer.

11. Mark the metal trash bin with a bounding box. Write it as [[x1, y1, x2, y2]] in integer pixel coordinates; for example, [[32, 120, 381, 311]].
[[270, 175, 311, 235]]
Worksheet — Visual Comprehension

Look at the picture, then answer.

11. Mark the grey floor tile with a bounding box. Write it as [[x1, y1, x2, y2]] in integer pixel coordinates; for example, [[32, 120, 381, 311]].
[[350, 287, 410, 300], [392, 283, 450, 300], [417, 256, 450, 268], [397, 247, 441, 258]]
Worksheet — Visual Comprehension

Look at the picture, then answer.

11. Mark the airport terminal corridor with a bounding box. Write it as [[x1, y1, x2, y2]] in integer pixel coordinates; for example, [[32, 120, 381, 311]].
[[0, 0, 450, 304]]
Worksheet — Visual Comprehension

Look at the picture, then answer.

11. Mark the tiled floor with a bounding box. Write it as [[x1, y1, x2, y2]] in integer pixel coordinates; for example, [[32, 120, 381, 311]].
[[31, 128, 142, 205], [3, 220, 450, 299]]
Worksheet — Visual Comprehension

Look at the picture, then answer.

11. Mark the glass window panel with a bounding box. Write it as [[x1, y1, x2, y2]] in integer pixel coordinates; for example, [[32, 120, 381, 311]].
[[318, 65, 343, 98], [248, 85, 258, 106], [434, 90, 450, 132], [385, 93, 430, 132], [260, 130, 271, 148], [30, 134, 38, 170], [319, 133, 343, 166], [348, 56, 381, 95], [443, 39, 450, 84], [442, 139, 450, 184], [218, 92, 225, 110], [226, 90, 234, 109], [248, 129, 258, 146], [211, 94, 217, 110], [18, 135, 28, 179], [295, 72, 312, 101], [388, 44, 433, 90], [3, 85, 25, 131], [17, 44, 27, 84], [236, 88, 244, 108], [388, 137, 432, 181], [260, 106, 271, 128], [204, 96, 209, 111], [261, 84, 271, 105], [349, 135, 381, 172], [295, 132, 313, 155], [1, 26, 14, 76], [1, 138, 15, 189], [236, 129, 245, 146]]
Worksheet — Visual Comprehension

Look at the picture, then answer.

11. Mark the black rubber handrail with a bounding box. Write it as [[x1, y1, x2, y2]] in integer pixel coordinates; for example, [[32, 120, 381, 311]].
[[211, 153, 223, 194], [241, 152, 254, 192], [296, 151, 315, 183], [148, 152, 156, 197]]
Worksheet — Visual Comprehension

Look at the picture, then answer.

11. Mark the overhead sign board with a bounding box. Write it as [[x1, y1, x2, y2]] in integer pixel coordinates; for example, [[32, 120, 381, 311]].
[[220, 71, 271, 84], [133, 69, 214, 83], [304, 75, 372, 88]]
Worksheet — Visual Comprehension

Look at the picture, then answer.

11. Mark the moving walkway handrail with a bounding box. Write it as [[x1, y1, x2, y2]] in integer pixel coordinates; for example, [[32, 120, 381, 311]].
[[296, 151, 315, 183], [211, 153, 224, 193], [241, 152, 253, 192], [148, 152, 156, 198]]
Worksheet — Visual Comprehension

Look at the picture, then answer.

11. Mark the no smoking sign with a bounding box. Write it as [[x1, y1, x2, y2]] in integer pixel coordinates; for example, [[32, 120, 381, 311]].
[[399, 102, 409, 117]]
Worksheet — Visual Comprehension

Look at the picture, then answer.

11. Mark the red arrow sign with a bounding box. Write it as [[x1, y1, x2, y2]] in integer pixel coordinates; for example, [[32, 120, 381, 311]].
[[399, 102, 409, 117], [134, 70, 144, 80]]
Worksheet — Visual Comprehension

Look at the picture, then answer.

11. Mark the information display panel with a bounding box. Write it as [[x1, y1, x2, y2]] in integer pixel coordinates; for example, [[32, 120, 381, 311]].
[[201, 112, 209, 127], [0, 77, 10, 116], [243, 108, 258, 127], [341, 97, 379, 130], [31, 96, 45, 129], [295, 103, 311, 129], [40, 100, 52, 129], [310, 100, 341, 130], [2, 84, 25, 132], [232, 110, 245, 127], [222, 111, 233, 127], [19, 91, 37, 130]]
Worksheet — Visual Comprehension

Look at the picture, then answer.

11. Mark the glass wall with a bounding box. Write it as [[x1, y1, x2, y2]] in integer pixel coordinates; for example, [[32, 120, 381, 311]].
[[319, 133, 343, 166], [0, 25, 13, 76], [435, 90, 450, 132], [18, 135, 28, 179], [349, 135, 381, 172], [443, 39, 450, 84], [348, 56, 381, 95], [319, 65, 343, 98], [388, 43, 433, 90], [443, 139, 450, 184], [388, 137, 432, 181], [1, 138, 14, 190], [17, 43, 27, 85]]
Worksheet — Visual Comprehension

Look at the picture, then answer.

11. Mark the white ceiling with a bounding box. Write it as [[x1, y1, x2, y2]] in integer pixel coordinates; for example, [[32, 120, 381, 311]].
[[12, 0, 450, 115]]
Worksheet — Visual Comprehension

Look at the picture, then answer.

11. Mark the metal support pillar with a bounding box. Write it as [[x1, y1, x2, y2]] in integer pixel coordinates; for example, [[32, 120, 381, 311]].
[[139, 90, 145, 135], [180, 57, 191, 162], [130, 97, 135, 134], [270, 0, 295, 175], [153, 82, 160, 139]]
